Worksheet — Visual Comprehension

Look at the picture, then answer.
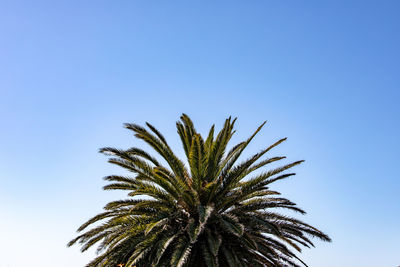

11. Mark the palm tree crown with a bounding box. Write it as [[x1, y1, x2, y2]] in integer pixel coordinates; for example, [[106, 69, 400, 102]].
[[69, 114, 331, 266]]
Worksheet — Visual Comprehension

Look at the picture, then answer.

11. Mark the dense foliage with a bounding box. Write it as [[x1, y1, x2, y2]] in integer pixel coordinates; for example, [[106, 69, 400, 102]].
[[69, 114, 330, 266]]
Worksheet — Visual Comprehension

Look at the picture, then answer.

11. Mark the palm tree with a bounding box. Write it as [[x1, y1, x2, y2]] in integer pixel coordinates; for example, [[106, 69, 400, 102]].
[[69, 114, 330, 266]]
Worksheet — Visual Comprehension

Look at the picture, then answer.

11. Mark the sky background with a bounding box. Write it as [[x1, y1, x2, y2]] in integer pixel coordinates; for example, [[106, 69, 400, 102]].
[[1, 1, 399, 266]]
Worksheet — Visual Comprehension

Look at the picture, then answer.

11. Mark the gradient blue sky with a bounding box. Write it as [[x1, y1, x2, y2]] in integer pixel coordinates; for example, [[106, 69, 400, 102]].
[[1, 1, 399, 266]]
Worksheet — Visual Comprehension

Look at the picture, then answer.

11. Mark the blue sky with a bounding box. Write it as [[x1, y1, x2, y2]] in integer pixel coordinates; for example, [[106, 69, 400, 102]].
[[1, 1, 399, 266]]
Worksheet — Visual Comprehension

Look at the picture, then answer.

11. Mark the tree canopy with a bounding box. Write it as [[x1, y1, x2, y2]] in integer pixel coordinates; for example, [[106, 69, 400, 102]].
[[69, 114, 330, 266]]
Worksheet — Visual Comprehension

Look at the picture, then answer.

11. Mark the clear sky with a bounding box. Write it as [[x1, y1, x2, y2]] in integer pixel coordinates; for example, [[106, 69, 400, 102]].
[[1, 1, 399, 266]]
